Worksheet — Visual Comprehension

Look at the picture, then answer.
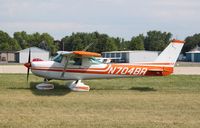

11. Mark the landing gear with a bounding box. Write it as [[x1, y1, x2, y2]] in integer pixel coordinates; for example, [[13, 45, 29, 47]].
[[35, 78, 54, 90], [35, 79, 89, 91], [44, 78, 48, 83], [68, 80, 90, 92]]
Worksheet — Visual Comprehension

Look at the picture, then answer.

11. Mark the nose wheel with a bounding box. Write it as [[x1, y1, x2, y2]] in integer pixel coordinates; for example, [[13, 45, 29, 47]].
[[35, 78, 54, 90], [68, 80, 90, 92]]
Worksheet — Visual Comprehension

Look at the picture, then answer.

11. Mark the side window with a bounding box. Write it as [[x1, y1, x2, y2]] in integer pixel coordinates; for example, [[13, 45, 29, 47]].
[[73, 58, 82, 65], [67, 55, 82, 67]]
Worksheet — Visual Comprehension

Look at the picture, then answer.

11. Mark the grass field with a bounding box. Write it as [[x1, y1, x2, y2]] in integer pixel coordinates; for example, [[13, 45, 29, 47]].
[[0, 74, 200, 128]]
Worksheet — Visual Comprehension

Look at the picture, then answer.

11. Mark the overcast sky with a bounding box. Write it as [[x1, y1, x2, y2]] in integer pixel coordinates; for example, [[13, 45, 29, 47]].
[[0, 0, 200, 40]]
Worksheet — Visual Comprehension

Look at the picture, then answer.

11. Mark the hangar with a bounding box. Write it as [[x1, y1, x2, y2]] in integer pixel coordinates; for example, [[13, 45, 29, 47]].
[[186, 45, 200, 62], [16, 47, 50, 63], [0, 51, 16, 63], [102, 51, 159, 63]]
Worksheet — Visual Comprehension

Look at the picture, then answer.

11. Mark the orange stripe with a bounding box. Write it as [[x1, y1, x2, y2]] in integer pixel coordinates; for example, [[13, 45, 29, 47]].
[[75, 86, 89, 90], [172, 39, 185, 44], [73, 51, 101, 57]]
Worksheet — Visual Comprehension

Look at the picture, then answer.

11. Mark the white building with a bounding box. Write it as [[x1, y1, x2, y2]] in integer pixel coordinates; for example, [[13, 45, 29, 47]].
[[102, 51, 159, 63], [16, 47, 50, 63]]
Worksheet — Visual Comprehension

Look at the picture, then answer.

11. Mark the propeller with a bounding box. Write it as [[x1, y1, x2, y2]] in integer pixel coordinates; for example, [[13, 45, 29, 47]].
[[24, 48, 31, 82]]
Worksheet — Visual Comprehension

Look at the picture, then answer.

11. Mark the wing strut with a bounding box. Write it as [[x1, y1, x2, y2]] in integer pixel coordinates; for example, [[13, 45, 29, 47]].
[[61, 56, 70, 78]]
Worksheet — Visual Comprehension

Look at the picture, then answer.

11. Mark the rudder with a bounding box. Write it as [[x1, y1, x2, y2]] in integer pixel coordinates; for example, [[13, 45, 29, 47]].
[[154, 39, 185, 66]]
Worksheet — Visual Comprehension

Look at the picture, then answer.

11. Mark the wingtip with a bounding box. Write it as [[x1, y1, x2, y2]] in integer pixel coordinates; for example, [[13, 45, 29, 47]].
[[172, 39, 185, 44]]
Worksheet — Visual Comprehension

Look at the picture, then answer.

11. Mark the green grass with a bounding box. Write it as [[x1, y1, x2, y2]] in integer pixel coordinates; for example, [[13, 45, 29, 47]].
[[0, 74, 200, 128], [0, 63, 23, 65]]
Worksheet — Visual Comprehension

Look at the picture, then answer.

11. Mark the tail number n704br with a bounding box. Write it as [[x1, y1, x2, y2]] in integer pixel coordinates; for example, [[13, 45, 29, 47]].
[[108, 66, 148, 76]]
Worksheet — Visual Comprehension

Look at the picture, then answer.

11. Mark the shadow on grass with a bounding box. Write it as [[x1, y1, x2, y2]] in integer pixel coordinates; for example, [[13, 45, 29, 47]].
[[8, 82, 71, 96], [89, 86, 156, 92], [129, 87, 156, 92], [90, 88, 127, 90], [29, 82, 71, 96], [8, 81, 156, 93]]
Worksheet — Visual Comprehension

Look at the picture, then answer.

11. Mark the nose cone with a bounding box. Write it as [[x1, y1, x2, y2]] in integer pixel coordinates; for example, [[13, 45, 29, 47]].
[[24, 62, 31, 68]]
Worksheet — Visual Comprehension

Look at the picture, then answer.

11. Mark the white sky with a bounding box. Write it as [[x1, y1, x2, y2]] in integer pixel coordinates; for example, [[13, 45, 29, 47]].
[[0, 0, 200, 40]]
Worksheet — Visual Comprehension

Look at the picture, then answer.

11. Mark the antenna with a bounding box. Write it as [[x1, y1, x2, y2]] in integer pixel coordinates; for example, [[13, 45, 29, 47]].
[[175, 34, 179, 40], [83, 42, 94, 51]]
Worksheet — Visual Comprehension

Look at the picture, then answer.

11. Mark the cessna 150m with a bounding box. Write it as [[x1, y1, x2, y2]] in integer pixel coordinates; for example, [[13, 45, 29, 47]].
[[24, 39, 185, 91]]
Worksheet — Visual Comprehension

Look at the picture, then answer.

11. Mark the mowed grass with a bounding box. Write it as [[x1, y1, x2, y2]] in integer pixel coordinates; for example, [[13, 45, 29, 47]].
[[0, 74, 200, 128]]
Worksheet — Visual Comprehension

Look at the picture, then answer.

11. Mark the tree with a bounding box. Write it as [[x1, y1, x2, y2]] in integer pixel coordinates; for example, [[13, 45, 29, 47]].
[[9, 39, 21, 51], [129, 34, 144, 50], [0, 30, 21, 51], [119, 39, 129, 51], [13, 31, 29, 49], [144, 31, 172, 51], [182, 33, 200, 54], [61, 32, 119, 53], [40, 33, 58, 55], [14, 31, 58, 55], [0, 31, 10, 50]]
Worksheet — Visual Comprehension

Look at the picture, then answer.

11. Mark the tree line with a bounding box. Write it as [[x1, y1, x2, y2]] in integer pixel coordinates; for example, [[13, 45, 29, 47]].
[[0, 30, 199, 55]]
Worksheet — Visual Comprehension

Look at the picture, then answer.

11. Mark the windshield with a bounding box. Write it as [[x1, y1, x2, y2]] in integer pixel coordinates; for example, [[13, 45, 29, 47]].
[[52, 54, 63, 63], [89, 57, 103, 64]]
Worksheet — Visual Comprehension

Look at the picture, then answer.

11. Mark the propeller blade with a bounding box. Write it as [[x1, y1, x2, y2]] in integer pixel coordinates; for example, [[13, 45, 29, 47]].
[[27, 67, 30, 82], [27, 48, 31, 82], [28, 48, 31, 63]]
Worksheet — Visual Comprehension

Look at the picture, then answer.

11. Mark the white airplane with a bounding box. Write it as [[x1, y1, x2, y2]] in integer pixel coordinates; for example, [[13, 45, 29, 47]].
[[24, 39, 185, 91]]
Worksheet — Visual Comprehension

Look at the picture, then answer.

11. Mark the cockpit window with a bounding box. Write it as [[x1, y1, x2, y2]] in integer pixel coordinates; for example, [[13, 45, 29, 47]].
[[73, 57, 82, 65], [52, 54, 63, 63], [65, 55, 82, 66], [89, 57, 103, 64]]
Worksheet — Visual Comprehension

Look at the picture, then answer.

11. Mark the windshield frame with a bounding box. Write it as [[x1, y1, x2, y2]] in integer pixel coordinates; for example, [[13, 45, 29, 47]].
[[52, 54, 63, 63]]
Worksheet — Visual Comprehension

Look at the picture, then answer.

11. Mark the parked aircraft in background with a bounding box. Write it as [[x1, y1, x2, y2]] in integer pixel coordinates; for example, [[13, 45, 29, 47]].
[[24, 39, 185, 91]]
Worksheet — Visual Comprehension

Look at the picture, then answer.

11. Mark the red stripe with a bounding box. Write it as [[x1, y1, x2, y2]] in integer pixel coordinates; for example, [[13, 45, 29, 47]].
[[31, 65, 173, 76], [75, 86, 89, 90]]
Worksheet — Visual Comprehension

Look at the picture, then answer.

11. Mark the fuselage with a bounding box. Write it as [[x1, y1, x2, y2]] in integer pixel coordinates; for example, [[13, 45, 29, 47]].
[[30, 60, 173, 80], [24, 40, 185, 82]]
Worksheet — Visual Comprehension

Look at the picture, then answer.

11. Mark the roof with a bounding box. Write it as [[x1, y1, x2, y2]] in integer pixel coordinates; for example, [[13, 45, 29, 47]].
[[102, 50, 159, 53], [17, 47, 49, 53], [191, 45, 200, 51], [186, 45, 200, 54], [186, 51, 200, 54]]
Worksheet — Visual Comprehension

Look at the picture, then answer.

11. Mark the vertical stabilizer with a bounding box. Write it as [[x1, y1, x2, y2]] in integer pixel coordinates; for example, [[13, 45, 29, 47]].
[[154, 39, 185, 66]]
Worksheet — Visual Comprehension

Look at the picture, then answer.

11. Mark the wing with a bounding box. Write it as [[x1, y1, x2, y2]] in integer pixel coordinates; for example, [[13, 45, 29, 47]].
[[73, 51, 101, 57], [59, 51, 73, 56], [60, 51, 101, 57]]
